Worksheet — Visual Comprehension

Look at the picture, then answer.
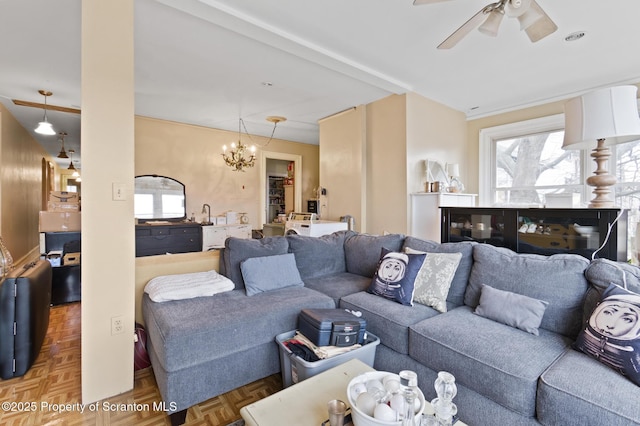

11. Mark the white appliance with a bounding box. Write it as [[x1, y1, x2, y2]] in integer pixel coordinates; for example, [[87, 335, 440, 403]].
[[284, 212, 348, 237]]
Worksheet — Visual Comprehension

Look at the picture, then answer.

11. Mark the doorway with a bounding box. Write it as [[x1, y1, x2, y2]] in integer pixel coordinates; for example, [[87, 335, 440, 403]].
[[260, 151, 302, 226]]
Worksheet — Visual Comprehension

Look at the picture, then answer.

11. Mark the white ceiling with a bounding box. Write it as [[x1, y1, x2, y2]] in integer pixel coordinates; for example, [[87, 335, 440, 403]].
[[1, 0, 639, 171]]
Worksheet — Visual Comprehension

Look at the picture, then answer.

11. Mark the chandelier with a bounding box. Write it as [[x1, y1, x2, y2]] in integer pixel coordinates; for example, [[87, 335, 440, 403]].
[[221, 116, 286, 172], [222, 140, 256, 172]]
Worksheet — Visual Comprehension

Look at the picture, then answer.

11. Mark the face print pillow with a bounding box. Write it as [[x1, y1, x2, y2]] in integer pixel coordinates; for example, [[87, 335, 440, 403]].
[[367, 248, 426, 306], [574, 283, 640, 386]]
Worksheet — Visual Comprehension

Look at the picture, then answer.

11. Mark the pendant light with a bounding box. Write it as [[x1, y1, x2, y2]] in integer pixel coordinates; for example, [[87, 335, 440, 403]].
[[57, 132, 69, 159], [34, 90, 56, 135], [68, 149, 79, 177]]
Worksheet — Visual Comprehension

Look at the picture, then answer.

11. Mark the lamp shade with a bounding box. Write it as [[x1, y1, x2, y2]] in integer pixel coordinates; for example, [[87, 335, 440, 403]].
[[447, 163, 460, 177], [478, 10, 504, 37], [35, 121, 55, 135], [563, 85, 640, 150]]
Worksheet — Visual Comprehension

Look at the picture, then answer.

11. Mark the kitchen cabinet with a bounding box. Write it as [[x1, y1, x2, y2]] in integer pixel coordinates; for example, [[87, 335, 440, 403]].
[[440, 207, 627, 261], [202, 224, 252, 250], [410, 192, 476, 242]]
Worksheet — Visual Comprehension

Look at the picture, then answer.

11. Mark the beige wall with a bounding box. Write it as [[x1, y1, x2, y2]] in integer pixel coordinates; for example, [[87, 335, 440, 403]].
[[406, 92, 468, 193], [135, 116, 319, 228], [0, 103, 54, 266], [405, 93, 468, 233], [366, 94, 407, 234], [318, 106, 366, 228], [318, 92, 467, 235], [81, 0, 135, 403]]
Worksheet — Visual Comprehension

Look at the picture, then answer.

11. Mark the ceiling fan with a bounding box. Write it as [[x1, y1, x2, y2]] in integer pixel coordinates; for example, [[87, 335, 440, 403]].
[[414, 0, 558, 49]]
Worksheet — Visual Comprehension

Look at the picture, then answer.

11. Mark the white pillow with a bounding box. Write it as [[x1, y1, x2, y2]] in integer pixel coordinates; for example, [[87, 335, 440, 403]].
[[405, 248, 462, 313], [144, 269, 234, 302]]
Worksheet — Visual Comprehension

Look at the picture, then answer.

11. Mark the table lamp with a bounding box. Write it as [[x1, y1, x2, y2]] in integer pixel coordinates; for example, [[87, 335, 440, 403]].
[[562, 85, 640, 208], [446, 163, 464, 193]]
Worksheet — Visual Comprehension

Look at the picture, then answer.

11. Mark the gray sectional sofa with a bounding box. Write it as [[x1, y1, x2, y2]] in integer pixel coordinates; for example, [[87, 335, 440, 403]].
[[141, 230, 640, 425]]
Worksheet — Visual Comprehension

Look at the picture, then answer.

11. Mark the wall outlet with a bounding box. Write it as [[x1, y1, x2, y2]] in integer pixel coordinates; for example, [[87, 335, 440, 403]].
[[111, 316, 124, 335]]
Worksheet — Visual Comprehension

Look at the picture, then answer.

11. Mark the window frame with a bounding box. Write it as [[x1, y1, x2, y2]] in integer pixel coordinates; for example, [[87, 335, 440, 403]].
[[479, 114, 591, 206]]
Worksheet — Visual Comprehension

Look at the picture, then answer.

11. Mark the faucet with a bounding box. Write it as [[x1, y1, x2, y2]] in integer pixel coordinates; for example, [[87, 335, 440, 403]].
[[201, 204, 212, 225]]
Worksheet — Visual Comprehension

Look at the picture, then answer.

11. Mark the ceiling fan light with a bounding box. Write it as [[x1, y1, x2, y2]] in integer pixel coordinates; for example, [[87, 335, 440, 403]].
[[35, 120, 55, 135], [522, 0, 557, 42], [478, 10, 504, 37], [517, 8, 542, 30], [524, 14, 558, 42]]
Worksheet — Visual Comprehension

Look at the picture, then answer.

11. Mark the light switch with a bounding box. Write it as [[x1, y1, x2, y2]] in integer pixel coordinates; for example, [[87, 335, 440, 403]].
[[112, 183, 127, 201]]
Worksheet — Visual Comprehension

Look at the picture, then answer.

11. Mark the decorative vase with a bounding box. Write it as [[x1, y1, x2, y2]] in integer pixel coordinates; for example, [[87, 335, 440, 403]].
[[431, 371, 457, 425]]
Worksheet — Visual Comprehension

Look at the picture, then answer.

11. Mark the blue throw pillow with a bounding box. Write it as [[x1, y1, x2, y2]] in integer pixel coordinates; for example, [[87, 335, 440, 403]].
[[240, 253, 304, 296], [367, 248, 426, 306], [574, 283, 640, 387]]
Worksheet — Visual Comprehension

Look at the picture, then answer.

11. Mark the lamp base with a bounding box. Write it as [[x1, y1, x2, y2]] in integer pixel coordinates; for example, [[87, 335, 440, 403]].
[[586, 139, 617, 208]]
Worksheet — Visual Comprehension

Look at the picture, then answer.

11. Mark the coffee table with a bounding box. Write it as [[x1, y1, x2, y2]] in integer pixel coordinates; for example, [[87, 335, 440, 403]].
[[240, 358, 467, 426]]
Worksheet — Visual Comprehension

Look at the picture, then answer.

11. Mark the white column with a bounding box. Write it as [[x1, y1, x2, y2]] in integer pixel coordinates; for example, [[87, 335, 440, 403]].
[[81, 0, 135, 403]]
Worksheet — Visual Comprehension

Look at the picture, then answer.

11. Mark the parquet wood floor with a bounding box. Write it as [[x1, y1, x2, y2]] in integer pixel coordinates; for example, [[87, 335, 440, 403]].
[[0, 303, 282, 425]]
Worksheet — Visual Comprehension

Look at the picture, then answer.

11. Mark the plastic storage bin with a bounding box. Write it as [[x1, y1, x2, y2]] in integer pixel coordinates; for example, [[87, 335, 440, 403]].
[[276, 330, 380, 387]]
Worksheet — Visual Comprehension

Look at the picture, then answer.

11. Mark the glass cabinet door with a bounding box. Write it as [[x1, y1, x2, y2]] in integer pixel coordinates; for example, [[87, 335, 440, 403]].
[[515, 209, 623, 260], [443, 208, 507, 247]]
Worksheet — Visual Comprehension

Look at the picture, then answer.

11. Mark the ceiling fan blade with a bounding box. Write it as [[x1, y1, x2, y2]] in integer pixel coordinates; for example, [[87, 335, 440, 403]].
[[413, 0, 454, 5], [437, 7, 488, 49], [523, 0, 557, 42], [12, 99, 81, 114]]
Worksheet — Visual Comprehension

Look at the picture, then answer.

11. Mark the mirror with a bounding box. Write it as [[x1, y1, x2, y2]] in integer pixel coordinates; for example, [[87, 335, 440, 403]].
[[134, 175, 186, 222]]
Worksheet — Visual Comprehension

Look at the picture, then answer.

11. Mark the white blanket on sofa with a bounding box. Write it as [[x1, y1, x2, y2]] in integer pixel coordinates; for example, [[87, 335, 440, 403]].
[[144, 269, 234, 302]]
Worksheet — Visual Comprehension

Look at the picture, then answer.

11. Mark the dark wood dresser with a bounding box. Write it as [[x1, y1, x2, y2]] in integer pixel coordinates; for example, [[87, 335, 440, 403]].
[[135, 223, 202, 257]]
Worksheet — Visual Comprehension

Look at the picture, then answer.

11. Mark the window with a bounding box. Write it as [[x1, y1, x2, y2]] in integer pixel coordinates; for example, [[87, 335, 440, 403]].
[[480, 114, 583, 206], [494, 130, 583, 206], [480, 114, 640, 261]]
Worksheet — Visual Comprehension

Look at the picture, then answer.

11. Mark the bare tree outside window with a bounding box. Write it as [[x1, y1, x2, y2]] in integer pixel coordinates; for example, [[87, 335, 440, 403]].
[[495, 131, 581, 205]]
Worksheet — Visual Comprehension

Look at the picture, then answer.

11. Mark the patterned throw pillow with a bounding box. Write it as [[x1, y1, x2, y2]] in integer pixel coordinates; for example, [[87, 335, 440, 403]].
[[574, 283, 640, 386], [405, 248, 462, 313], [367, 248, 426, 306]]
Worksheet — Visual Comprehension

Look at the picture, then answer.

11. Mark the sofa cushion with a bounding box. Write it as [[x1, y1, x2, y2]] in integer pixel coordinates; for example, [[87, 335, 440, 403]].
[[241, 253, 304, 296], [409, 306, 572, 417], [221, 236, 289, 290], [142, 287, 334, 373], [367, 248, 426, 306], [405, 249, 462, 313], [344, 233, 405, 277], [583, 258, 640, 325], [538, 349, 640, 425], [339, 291, 439, 355], [475, 284, 549, 336], [465, 244, 589, 338], [287, 231, 353, 280], [402, 237, 475, 307], [304, 272, 371, 306], [573, 283, 640, 386]]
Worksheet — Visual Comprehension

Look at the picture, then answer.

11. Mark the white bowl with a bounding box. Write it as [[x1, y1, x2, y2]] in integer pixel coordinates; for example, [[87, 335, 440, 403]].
[[347, 371, 425, 426], [573, 225, 596, 235]]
